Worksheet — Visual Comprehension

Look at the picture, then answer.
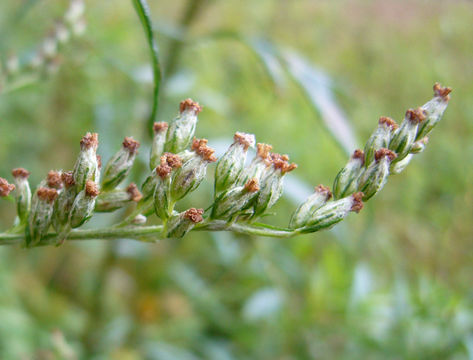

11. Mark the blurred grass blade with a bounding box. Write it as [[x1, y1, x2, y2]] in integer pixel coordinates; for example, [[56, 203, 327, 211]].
[[132, 0, 162, 138], [281, 50, 358, 155]]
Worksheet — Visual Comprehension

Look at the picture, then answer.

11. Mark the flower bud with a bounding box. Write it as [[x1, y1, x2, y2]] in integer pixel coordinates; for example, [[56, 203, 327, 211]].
[[95, 183, 142, 212], [69, 180, 99, 228], [11, 168, 31, 222], [390, 154, 413, 175], [238, 143, 273, 186], [132, 214, 147, 225], [289, 185, 332, 229], [253, 153, 297, 218], [47, 170, 63, 190], [165, 208, 204, 238], [150, 122, 168, 170], [211, 178, 260, 220], [358, 149, 397, 200], [53, 171, 77, 230], [410, 137, 428, 154], [300, 192, 364, 233], [165, 99, 202, 154], [416, 83, 452, 140], [0, 177, 15, 197], [27, 187, 58, 246], [332, 149, 365, 199], [215, 132, 255, 195], [364, 117, 398, 166], [171, 138, 216, 201], [102, 137, 140, 191], [65, 0, 85, 24], [389, 108, 426, 160], [73, 132, 100, 191], [153, 160, 174, 220]]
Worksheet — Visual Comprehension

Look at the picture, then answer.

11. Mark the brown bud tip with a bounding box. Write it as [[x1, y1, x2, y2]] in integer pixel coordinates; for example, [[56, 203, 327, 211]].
[[433, 83, 452, 101], [0, 178, 15, 197], [375, 148, 397, 162], [378, 116, 399, 130], [180, 99, 202, 114], [314, 184, 333, 201], [244, 178, 260, 193], [351, 192, 364, 213], [61, 171, 75, 188], [256, 143, 273, 160], [184, 208, 204, 223], [406, 108, 426, 124], [126, 183, 143, 202], [162, 152, 182, 169], [12, 168, 30, 179], [156, 164, 172, 179], [96, 155, 102, 169], [191, 138, 217, 162], [233, 132, 255, 151], [37, 187, 58, 203], [123, 137, 140, 154], [47, 171, 63, 189], [153, 122, 168, 133], [80, 132, 99, 150], [85, 181, 99, 197], [352, 149, 365, 165]]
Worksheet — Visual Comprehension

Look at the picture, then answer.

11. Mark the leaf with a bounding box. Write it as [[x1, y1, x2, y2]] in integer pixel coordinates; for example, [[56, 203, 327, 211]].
[[281, 50, 358, 155], [132, 0, 162, 138]]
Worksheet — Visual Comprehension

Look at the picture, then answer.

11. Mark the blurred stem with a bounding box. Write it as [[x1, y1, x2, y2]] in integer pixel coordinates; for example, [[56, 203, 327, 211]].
[[0, 221, 297, 246]]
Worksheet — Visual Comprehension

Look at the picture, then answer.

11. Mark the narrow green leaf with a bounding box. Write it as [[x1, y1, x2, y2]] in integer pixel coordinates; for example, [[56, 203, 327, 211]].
[[132, 0, 162, 138]]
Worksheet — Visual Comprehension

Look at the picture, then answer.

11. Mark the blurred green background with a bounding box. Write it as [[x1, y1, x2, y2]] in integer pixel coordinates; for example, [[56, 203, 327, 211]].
[[0, 0, 472, 358]]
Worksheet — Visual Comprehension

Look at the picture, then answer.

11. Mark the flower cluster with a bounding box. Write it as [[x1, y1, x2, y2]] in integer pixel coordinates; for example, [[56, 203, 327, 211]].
[[0, 84, 451, 246], [0, 0, 86, 94]]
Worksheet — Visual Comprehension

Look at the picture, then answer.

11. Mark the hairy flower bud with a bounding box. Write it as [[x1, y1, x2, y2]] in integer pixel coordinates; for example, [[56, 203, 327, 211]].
[[73, 132, 100, 191], [11, 168, 31, 222], [390, 108, 426, 161], [215, 132, 255, 195], [153, 161, 173, 220], [364, 117, 398, 166], [289, 185, 332, 229], [0, 177, 15, 197], [211, 178, 260, 220], [416, 83, 452, 140], [53, 171, 77, 230], [333, 149, 365, 199], [300, 192, 364, 233], [150, 122, 168, 170], [165, 208, 204, 238], [27, 187, 58, 246], [358, 149, 396, 200], [95, 183, 142, 212], [69, 180, 99, 228], [171, 138, 216, 201], [165, 99, 202, 154], [390, 154, 413, 175], [102, 137, 140, 191]]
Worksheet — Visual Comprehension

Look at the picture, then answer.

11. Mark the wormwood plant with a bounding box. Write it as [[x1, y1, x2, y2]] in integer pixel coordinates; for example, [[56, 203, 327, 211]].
[[0, 84, 451, 247]]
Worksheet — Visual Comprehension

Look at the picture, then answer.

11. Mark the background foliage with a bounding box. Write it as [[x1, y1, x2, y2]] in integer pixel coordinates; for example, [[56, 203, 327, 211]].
[[0, 0, 472, 358]]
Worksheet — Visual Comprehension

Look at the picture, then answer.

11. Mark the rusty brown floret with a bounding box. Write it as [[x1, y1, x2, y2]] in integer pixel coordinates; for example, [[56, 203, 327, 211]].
[[405, 107, 426, 124], [96, 155, 102, 169], [433, 82, 452, 102], [233, 132, 254, 151], [244, 178, 260, 193], [179, 98, 202, 114], [315, 184, 333, 200], [126, 183, 143, 202], [61, 171, 75, 188], [153, 121, 169, 133], [162, 153, 182, 169], [191, 138, 217, 162], [80, 132, 99, 150], [12, 168, 30, 179], [123, 137, 140, 154], [351, 192, 364, 213], [85, 181, 99, 197], [352, 149, 365, 165], [156, 163, 172, 179], [270, 152, 297, 174], [0, 177, 15, 197], [184, 208, 204, 223], [256, 143, 273, 161], [37, 187, 58, 203], [47, 171, 63, 189], [374, 148, 397, 162], [379, 116, 399, 130]]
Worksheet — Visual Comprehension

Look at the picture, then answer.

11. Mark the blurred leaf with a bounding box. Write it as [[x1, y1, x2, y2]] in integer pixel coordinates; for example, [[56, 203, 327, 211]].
[[281, 50, 358, 155], [132, 0, 162, 138], [242, 287, 283, 321], [144, 341, 200, 360]]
